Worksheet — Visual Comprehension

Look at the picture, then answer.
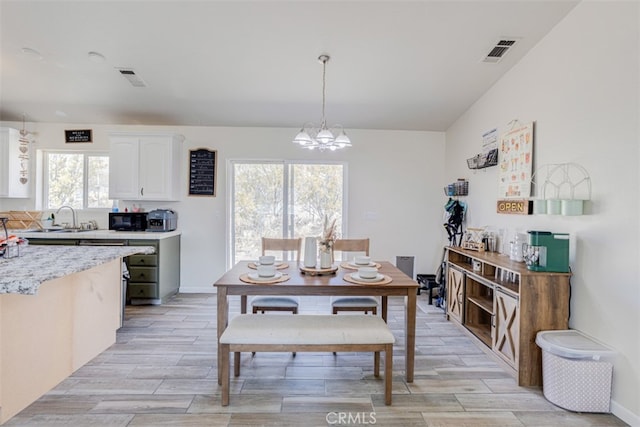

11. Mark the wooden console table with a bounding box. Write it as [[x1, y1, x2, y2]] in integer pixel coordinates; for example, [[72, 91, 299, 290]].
[[446, 246, 571, 386]]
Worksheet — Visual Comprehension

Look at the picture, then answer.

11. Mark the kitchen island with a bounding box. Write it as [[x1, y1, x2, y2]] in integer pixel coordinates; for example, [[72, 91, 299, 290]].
[[0, 244, 154, 424], [15, 230, 181, 305]]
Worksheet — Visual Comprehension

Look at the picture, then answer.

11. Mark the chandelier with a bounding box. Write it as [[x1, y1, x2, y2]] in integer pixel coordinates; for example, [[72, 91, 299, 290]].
[[293, 54, 352, 151]]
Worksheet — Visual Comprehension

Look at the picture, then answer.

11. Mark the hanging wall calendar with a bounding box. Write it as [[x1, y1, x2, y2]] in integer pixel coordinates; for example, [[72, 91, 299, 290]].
[[498, 121, 533, 199]]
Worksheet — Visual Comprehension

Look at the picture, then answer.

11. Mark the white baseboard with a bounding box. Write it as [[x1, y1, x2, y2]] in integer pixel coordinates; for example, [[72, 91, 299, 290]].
[[178, 286, 216, 294], [611, 400, 639, 427]]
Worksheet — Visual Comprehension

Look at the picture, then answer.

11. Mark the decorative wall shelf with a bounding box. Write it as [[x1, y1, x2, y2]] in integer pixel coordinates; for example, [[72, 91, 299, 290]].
[[531, 163, 591, 216], [444, 179, 469, 197], [467, 148, 498, 170]]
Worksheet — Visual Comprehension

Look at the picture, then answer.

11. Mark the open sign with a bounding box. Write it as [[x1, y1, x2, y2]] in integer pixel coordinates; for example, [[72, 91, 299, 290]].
[[497, 199, 532, 215]]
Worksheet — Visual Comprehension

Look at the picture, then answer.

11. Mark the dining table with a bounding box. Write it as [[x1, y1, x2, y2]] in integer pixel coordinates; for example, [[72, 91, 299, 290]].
[[214, 260, 418, 384]]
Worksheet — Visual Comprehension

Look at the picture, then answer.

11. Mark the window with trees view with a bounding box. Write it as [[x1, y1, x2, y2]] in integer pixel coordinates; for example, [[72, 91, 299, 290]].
[[230, 161, 346, 266], [43, 151, 110, 209]]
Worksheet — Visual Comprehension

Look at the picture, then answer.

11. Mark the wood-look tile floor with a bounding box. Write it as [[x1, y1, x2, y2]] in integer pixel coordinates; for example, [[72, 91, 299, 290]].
[[6, 293, 628, 426]]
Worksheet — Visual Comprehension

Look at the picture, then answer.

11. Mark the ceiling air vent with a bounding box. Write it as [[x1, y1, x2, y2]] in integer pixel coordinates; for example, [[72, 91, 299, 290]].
[[116, 68, 147, 87], [482, 39, 518, 63]]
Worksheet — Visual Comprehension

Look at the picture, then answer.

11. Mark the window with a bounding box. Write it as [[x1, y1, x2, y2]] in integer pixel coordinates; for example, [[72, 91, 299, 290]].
[[43, 151, 110, 209], [229, 160, 346, 266]]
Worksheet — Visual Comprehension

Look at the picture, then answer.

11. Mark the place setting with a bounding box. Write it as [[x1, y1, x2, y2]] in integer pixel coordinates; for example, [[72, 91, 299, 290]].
[[340, 255, 381, 270], [343, 265, 392, 285], [241, 256, 290, 284], [247, 255, 289, 270]]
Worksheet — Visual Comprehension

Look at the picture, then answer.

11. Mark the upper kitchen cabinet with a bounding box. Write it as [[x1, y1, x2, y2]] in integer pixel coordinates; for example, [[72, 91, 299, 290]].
[[109, 133, 184, 201], [0, 127, 30, 198]]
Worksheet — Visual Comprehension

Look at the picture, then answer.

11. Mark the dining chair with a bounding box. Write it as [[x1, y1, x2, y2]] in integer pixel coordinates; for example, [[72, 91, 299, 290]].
[[331, 238, 378, 315], [251, 237, 302, 356], [251, 237, 302, 315]]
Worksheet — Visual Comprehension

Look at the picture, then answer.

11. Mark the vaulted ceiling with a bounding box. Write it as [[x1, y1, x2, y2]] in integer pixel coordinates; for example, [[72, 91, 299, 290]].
[[0, 1, 578, 131]]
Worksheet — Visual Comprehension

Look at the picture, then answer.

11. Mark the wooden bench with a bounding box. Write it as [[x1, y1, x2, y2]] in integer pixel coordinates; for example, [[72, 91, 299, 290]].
[[219, 314, 395, 406]]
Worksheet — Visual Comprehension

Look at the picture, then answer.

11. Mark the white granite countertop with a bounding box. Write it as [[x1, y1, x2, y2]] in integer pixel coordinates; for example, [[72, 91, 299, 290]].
[[13, 229, 181, 240], [0, 244, 155, 295]]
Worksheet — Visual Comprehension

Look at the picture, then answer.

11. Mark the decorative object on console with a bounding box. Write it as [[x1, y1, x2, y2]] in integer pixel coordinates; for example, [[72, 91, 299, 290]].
[[292, 54, 352, 152], [461, 227, 486, 252]]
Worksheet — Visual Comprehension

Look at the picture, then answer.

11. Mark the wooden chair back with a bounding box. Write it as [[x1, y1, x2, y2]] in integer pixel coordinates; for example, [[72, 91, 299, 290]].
[[262, 237, 302, 263], [333, 238, 370, 262]]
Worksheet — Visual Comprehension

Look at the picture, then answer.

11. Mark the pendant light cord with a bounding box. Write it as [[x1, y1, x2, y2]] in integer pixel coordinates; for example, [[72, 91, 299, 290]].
[[320, 55, 328, 129]]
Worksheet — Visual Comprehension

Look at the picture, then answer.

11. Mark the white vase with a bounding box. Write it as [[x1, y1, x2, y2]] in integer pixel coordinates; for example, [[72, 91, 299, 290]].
[[303, 237, 317, 268], [319, 250, 332, 269]]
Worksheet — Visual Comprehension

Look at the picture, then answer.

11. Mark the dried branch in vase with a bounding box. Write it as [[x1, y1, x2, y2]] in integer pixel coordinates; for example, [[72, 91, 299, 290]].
[[319, 216, 337, 252]]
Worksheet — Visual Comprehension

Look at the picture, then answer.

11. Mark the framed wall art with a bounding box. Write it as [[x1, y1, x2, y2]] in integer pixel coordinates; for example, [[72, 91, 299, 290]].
[[498, 121, 533, 199]]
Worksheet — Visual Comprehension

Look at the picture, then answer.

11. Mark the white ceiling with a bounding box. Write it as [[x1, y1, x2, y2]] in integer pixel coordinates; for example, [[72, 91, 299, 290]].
[[0, 1, 578, 131]]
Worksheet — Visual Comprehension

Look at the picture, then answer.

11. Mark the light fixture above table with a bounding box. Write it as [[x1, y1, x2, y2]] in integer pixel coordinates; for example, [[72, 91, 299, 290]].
[[293, 54, 352, 152]]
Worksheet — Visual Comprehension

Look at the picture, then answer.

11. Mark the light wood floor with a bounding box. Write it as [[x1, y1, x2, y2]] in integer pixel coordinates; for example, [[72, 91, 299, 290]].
[[5, 293, 627, 426]]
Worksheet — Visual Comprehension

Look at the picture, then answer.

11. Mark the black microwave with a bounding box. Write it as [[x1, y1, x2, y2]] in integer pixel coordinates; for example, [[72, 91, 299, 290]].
[[109, 212, 148, 231]]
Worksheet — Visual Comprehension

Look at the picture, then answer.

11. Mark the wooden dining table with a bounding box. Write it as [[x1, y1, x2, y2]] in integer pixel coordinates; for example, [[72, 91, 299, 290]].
[[214, 260, 418, 384]]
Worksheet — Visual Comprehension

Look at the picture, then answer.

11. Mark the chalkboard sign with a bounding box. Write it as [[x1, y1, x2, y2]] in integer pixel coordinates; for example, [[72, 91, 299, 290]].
[[188, 148, 216, 196], [65, 129, 92, 143]]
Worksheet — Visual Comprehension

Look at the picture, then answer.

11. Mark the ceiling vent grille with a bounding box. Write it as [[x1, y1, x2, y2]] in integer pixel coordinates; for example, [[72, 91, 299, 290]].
[[116, 68, 147, 87], [482, 39, 518, 63]]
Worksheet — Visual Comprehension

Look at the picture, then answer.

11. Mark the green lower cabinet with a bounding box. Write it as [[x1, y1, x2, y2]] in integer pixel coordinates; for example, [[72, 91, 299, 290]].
[[127, 236, 180, 305]]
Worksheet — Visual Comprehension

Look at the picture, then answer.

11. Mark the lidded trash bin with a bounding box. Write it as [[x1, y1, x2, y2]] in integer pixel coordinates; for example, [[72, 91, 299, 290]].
[[536, 330, 616, 413]]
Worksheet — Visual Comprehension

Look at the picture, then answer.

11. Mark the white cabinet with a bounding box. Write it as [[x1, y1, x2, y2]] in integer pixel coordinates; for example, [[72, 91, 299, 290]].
[[109, 133, 183, 201], [0, 127, 30, 198]]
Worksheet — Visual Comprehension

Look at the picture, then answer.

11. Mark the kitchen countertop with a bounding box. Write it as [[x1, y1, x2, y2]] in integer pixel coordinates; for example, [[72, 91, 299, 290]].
[[0, 244, 155, 295], [12, 229, 181, 240]]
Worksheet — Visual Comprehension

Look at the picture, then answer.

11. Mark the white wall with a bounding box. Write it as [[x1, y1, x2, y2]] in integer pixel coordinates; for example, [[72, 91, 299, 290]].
[[445, 1, 639, 424], [0, 123, 446, 292]]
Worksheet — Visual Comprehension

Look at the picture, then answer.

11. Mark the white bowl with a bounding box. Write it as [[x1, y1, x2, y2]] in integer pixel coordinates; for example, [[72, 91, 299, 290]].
[[258, 255, 275, 265], [358, 266, 378, 279], [354, 256, 371, 265], [257, 265, 276, 277]]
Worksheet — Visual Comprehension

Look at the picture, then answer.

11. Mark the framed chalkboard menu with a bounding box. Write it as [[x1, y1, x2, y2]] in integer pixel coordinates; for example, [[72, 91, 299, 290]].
[[188, 148, 217, 196]]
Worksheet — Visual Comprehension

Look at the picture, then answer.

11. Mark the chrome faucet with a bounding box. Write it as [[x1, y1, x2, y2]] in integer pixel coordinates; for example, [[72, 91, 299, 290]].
[[56, 205, 77, 229]]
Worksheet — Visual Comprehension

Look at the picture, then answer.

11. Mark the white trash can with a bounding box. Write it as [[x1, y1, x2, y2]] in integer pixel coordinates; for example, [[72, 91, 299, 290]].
[[536, 330, 616, 413]]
